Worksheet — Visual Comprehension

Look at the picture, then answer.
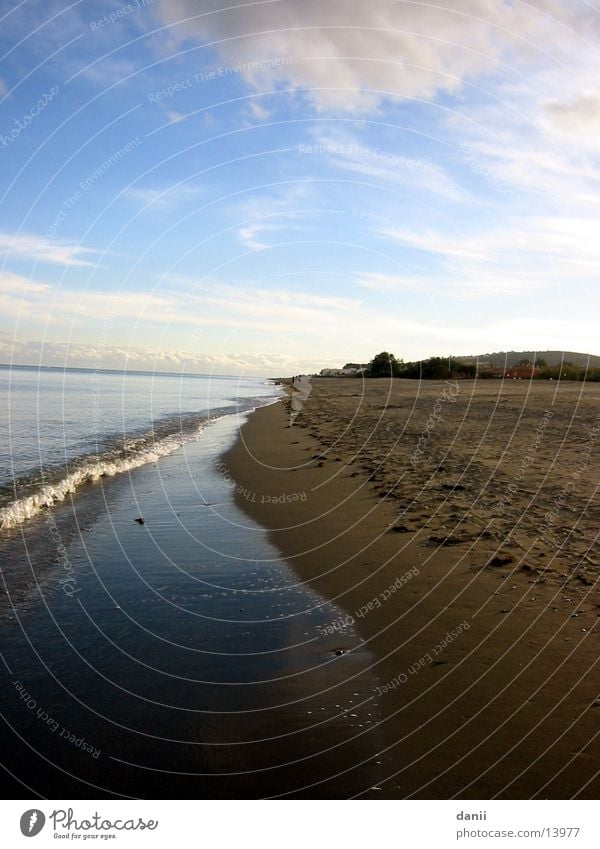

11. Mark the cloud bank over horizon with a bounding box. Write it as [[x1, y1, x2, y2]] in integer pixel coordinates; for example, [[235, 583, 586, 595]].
[[0, 336, 316, 376]]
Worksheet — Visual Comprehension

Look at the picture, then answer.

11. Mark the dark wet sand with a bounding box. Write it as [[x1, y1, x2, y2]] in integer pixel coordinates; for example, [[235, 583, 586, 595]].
[[223, 377, 600, 799]]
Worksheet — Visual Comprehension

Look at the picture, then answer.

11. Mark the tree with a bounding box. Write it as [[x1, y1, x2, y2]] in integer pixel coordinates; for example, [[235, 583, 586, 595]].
[[367, 351, 402, 377], [398, 356, 475, 379], [420, 356, 450, 379]]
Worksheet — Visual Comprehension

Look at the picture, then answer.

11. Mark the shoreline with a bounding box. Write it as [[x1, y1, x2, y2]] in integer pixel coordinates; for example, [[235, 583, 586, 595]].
[[223, 379, 600, 799], [0, 411, 386, 799]]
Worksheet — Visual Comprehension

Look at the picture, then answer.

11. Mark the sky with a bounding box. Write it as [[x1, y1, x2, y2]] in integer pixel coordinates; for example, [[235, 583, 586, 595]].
[[1, 0, 599, 375]]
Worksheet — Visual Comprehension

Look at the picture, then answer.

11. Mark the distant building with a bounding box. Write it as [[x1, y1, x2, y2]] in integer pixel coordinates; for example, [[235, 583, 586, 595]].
[[477, 364, 539, 379], [505, 365, 540, 379]]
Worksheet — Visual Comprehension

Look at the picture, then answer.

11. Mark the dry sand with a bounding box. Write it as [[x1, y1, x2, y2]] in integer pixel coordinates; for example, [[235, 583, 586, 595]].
[[224, 377, 600, 799]]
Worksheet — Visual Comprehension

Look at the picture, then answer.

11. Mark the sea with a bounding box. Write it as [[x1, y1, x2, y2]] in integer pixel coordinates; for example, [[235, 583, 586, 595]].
[[0, 366, 386, 798], [0, 365, 281, 530]]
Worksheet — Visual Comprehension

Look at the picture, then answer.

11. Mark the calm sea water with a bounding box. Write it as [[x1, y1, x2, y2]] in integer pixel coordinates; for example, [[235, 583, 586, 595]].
[[0, 365, 280, 528]]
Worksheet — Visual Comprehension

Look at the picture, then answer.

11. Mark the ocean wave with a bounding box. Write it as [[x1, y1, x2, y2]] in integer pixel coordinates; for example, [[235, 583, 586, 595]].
[[0, 393, 283, 532], [0, 429, 201, 531]]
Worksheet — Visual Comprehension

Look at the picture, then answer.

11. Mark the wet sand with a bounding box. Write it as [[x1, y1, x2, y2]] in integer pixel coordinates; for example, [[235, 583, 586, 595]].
[[223, 377, 600, 798]]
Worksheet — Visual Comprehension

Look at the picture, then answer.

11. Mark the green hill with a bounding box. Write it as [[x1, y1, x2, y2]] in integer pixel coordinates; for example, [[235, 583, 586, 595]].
[[459, 350, 600, 368]]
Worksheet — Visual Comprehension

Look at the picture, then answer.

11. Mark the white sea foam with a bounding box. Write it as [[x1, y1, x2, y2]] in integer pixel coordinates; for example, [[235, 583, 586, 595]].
[[0, 427, 203, 531]]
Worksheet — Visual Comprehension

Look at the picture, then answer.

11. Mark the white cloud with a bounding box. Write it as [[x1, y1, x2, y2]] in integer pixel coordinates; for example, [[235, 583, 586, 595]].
[[309, 130, 463, 200], [3, 268, 599, 368], [378, 225, 488, 262], [543, 93, 600, 139], [0, 274, 363, 336], [237, 221, 277, 251], [454, 132, 600, 210], [0, 232, 98, 267], [125, 183, 202, 211], [473, 315, 600, 359], [235, 184, 312, 249], [381, 218, 589, 266], [376, 215, 600, 299], [0, 271, 51, 295], [248, 99, 270, 121], [0, 273, 455, 363], [153, 0, 586, 113], [0, 337, 323, 376]]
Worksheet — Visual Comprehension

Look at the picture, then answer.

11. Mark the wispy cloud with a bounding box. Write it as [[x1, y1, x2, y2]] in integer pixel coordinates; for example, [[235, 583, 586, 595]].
[[311, 130, 463, 201], [455, 133, 600, 209], [248, 100, 270, 121], [0, 271, 51, 295], [4, 272, 599, 366], [0, 275, 362, 334], [0, 232, 98, 267], [125, 183, 202, 211], [235, 185, 312, 249], [377, 215, 600, 298], [237, 222, 279, 251]]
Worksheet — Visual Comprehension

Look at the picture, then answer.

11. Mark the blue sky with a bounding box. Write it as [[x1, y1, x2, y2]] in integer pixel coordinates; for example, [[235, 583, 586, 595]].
[[1, 0, 599, 374]]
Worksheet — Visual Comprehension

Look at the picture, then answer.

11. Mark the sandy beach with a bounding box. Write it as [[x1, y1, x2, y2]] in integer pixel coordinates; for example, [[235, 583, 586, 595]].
[[224, 377, 600, 798]]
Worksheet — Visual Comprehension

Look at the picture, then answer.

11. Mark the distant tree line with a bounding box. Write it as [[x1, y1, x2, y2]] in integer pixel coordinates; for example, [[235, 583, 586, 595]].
[[537, 364, 600, 381], [505, 357, 600, 381], [365, 352, 476, 379], [363, 352, 600, 381]]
